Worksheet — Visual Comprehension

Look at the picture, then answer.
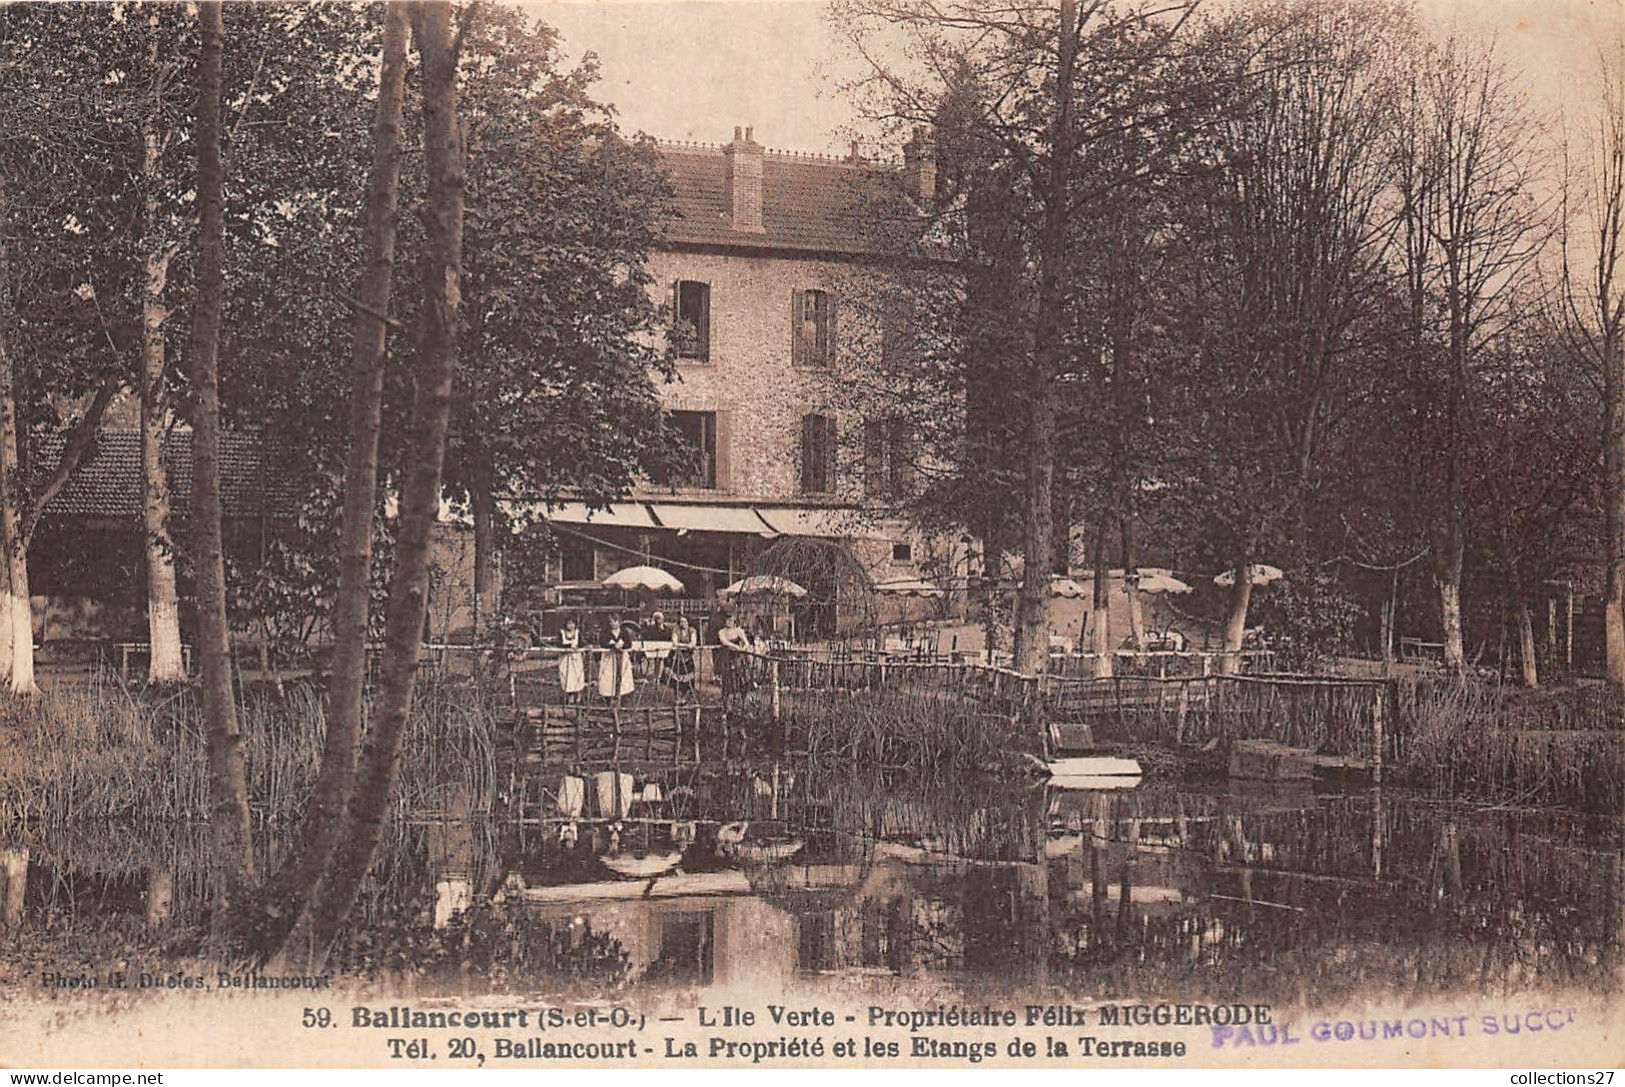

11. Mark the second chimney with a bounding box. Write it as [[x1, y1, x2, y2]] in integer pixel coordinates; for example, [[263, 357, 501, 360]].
[[902, 125, 936, 201], [724, 125, 765, 233]]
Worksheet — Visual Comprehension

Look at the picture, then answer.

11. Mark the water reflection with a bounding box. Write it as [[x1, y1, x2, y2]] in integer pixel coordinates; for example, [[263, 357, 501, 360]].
[[4, 771, 1619, 1004]]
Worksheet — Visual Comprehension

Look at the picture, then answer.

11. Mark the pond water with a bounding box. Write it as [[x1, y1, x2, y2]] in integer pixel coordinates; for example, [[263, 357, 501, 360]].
[[4, 764, 1618, 1011]]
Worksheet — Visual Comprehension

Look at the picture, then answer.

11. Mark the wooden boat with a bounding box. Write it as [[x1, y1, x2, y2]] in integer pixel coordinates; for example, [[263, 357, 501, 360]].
[[1046, 753, 1137, 779]]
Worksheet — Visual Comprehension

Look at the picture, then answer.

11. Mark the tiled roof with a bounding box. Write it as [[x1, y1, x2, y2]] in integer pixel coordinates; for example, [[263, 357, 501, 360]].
[[657, 143, 909, 255], [33, 429, 292, 519]]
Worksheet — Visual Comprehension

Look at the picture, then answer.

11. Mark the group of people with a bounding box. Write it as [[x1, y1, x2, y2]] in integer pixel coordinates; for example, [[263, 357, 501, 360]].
[[553, 609, 779, 703], [555, 612, 700, 702]]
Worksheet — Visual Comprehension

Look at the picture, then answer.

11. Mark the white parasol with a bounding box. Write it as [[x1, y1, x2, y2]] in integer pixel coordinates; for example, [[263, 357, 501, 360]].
[[602, 565, 685, 593], [718, 574, 808, 599], [1213, 563, 1284, 588], [1132, 570, 1193, 595]]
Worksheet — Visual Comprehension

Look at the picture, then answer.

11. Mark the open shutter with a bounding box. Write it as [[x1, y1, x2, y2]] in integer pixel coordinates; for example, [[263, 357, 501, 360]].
[[790, 289, 804, 367], [697, 283, 711, 360], [826, 415, 839, 492], [864, 418, 884, 497], [894, 418, 916, 495], [825, 293, 838, 366], [800, 414, 816, 493], [714, 409, 732, 492]]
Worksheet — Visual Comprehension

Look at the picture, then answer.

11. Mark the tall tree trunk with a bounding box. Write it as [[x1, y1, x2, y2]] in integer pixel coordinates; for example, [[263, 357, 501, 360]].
[[189, 0, 255, 904], [471, 453, 498, 640], [144, 868, 174, 928], [1433, 524, 1466, 673], [274, 0, 410, 916], [1088, 524, 1111, 678], [1605, 331, 1625, 693], [0, 179, 34, 696], [0, 846, 25, 928], [1120, 517, 1145, 651], [1514, 598, 1538, 689], [284, 1, 465, 969], [140, 123, 185, 686], [1013, 0, 1078, 677], [1219, 563, 1253, 676]]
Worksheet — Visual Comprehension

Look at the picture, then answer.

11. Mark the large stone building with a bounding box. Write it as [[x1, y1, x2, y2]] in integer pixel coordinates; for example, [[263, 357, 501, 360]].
[[539, 126, 958, 631]]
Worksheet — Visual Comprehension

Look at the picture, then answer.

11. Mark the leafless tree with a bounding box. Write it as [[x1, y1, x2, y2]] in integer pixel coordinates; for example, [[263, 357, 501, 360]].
[[1389, 33, 1552, 673]]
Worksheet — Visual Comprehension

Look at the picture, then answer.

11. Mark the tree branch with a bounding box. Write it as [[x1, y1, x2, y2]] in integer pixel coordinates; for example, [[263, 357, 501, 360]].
[[22, 370, 122, 546]]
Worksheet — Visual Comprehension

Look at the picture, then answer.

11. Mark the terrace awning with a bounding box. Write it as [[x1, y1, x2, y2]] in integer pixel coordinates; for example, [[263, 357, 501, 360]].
[[648, 503, 778, 537], [526, 501, 660, 530], [754, 506, 886, 539]]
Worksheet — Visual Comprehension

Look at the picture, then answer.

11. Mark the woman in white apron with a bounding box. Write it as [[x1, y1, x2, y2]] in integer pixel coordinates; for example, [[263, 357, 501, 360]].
[[557, 618, 586, 702], [598, 617, 636, 700]]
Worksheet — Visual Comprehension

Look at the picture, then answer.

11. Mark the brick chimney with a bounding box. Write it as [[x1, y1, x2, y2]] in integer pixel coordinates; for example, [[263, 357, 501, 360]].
[[724, 125, 764, 233], [902, 125, 936, 201]]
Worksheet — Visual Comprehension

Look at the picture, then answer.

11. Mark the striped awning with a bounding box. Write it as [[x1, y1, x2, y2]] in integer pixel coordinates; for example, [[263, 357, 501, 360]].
[[648, 503, 778, 537]]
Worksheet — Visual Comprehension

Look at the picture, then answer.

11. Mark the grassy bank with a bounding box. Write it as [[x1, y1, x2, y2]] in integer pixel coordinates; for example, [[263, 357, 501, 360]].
[[1389, 679, 1623, 812], [0, 671, 504, 826]]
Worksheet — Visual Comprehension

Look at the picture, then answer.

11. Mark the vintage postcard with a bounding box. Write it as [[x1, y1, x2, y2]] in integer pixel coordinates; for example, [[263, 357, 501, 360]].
[[0, 0, 1620, 1072]]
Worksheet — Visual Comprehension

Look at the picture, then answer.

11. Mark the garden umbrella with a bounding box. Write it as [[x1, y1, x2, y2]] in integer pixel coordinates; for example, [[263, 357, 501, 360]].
[[1213, 564, 1284, 588], [1133, 571, 1192, 594], [718, 574, 808, 599], [602, 565, 684, 593]]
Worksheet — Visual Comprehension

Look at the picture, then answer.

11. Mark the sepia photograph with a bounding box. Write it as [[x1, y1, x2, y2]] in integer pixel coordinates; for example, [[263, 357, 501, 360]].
[[0, 0, 1620, 1071]]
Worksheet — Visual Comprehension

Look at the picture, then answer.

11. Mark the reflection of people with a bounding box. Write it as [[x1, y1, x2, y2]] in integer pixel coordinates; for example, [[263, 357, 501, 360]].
[[558, 619, 585, 702], [598, 617, 636, 700], [664, 615, 698, 699], [716, 612, 751, 699]]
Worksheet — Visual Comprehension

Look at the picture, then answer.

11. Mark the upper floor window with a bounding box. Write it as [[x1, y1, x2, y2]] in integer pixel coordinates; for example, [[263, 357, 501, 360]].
[[674, 280, 710, 361], [800, 413, 836, 495], [791, 288, 834, 367], [864, 416, 915, 499], [881, 305, 914, 366], [560, 538, 596, 583], [662, 410, 717, 489]]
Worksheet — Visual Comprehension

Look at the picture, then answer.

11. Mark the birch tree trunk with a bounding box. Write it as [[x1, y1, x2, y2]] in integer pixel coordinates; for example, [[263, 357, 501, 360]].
[[1121, 519, 1145, 652], [1088, 526, 1111, 678], [471, 455, 498, 640], [1592, 69, 1625, 695], [276, 0, 410, 915], [1433, 526, 1467, 673], [1607, 344, 1625, 691], [1514, 599, 1538, 689], [283, 1, 465, 969], [1219, 564, 1253, 676], [0, 180, 34, 695], [189, 0, 255, 902], [1012, 0, 1078, 677], [141, 122, 185, 687], [0, 847, 26, 928]]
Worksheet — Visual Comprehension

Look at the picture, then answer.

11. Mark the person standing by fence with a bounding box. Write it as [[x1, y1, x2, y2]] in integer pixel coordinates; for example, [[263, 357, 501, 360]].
[[664, 614, 698, 700], [557, 618, 585, 703], [716, 611, 751, 701], [598, 615, 637, 701]]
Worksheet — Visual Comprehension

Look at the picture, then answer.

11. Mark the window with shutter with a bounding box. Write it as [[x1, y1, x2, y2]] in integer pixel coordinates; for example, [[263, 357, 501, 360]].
[[793, 289, 833, 367], [675, 280, 710, 361], [863, 416, 914, 499], [801, 414, 834, 494], [659, 410, 717, 488], [863, 418, 887, 498]]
